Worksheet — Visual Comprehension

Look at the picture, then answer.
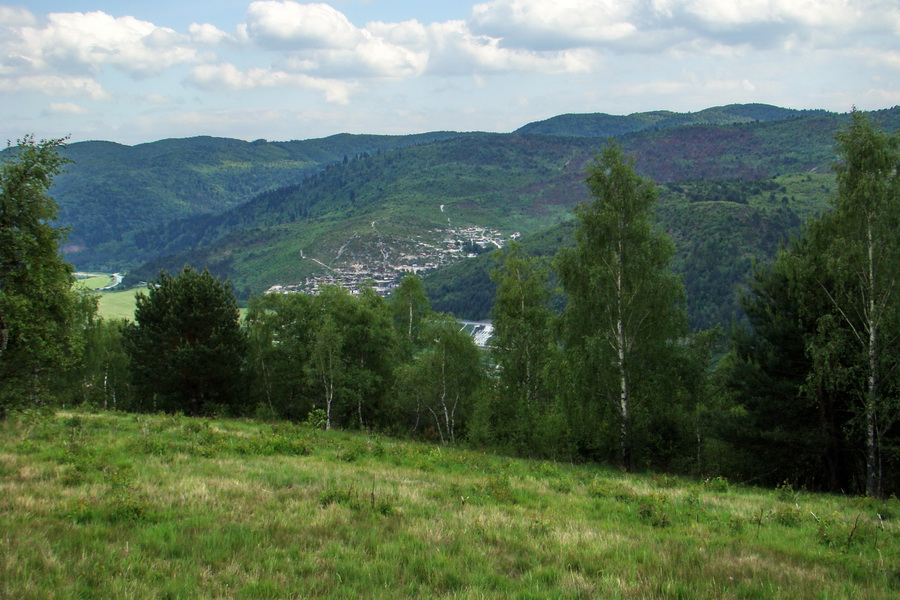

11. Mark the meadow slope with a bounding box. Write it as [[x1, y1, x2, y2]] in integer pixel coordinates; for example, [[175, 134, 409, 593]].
[[2, 410, 897, 599]]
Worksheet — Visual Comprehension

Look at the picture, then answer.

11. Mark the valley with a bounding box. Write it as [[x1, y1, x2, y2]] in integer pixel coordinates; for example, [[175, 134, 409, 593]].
[[34, 104, 900, 330]]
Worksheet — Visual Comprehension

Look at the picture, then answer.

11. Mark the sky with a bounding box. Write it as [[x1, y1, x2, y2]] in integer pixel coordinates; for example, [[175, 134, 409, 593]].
[[2, 0, 898, 145]]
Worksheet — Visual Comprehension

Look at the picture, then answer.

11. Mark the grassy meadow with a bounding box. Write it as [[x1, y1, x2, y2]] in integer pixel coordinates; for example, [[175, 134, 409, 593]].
[[1, 410, 897, 599], [93, 288, 142, 321]]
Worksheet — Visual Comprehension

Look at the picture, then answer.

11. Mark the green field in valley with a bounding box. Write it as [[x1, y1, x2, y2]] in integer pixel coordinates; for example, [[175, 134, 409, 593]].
[[2, 410, 897, 599], [92, 288, 141, 321]]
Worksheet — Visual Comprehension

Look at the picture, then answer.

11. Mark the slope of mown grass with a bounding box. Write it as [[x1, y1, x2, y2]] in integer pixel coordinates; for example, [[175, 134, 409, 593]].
[[1, 410, 897, 599]]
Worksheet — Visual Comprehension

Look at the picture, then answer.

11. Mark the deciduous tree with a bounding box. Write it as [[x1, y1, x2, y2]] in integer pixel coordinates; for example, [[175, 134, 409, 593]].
[[805, 112, 900, 496], [487, 242, 553, 450], [556, 143, 687, 469], [0, 136, 95, 413]]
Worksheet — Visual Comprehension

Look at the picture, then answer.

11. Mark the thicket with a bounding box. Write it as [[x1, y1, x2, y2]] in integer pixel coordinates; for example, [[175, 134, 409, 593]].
[[4, 116, 899, 497]]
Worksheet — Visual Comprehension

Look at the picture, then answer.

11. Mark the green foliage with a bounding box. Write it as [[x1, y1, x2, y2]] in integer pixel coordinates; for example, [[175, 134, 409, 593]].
[[480, 242, 555, 454], [124, 266, 246, 416], [391, 315, 485, 443], [718, 111, 900, 496], [245, 286, 400, 430], [556, 143, 689, 469], [0, 136, 97, 412]]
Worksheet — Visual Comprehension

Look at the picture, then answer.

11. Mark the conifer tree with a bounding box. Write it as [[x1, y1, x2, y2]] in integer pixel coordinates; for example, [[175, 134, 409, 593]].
[[125, 266, 245, 416], [804, 111, 900, 495]]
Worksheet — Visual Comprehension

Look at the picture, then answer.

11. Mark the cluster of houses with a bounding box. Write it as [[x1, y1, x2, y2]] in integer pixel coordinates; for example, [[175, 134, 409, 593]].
[[265, 225, 518, 299]]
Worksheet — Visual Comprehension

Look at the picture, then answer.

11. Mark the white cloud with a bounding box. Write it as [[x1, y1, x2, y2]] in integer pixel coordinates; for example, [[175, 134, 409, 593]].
[[0, 6, 37, 28], [188, 62, 356, 103], [245, 1, 363, 50], [469, 0, 638, 50], [3, 11, 200, 79], [43, 101, 90, 115], [366, 20, 430, 51], [0, 74, 110, 99], [189, 23, 232, 45], [425, 20, 594, 76], [467, 0, 900, 52]]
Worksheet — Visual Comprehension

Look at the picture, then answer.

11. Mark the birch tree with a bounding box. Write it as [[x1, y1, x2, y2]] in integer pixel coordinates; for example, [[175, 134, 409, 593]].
[[806, 111, 900, 496], [489, 241, 552, 449], [556, 143, 686, 470]]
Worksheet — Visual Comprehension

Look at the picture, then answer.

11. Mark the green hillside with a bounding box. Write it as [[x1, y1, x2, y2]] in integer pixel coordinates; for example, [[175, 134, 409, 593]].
[[119, 108, 884, 326], [421, 172, 836, 330], [50, 132, 464, 256], [2, 409, 897, 599], [514, 103, 819, 137], [42, 105, 900, 328]]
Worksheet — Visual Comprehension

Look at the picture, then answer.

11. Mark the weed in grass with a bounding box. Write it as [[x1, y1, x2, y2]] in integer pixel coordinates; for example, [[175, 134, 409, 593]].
[[652, 473, 680, 488], [703, 475, 730, 493], [684, 486, 701, 509], [484, 475, 516, 504], [727, 516, 746, 535], [549, 478, 573, 494], [337, 441, 366, 463], [305, 408, 328, 430], [638, 492, 670, 527], [320, 481, 362, 509], [776, 480, 799, 503], [772, 503, 803, 527], [318, 481, 395, 516]]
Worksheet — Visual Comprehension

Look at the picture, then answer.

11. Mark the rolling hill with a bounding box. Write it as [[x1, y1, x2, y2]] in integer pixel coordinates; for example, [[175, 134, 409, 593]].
[[45, 104, 900, 329]]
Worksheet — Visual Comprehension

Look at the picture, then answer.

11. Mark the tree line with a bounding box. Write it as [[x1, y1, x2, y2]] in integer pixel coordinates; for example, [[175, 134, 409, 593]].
[[1, 112, 897, 496]]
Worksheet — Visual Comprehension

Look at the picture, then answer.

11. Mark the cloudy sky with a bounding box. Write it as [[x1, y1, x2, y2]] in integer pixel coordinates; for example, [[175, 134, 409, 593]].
[[2, 0, 898, 145]]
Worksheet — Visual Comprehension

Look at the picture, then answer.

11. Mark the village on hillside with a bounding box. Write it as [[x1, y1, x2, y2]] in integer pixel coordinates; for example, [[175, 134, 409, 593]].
[[265, 224, 518, 298]]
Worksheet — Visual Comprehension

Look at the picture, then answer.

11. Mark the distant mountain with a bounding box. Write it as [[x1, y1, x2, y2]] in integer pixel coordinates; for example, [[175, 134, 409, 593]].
[[42, 104, 900, 330], [50, 132, 464, 255], [513, 104, 823, 138]]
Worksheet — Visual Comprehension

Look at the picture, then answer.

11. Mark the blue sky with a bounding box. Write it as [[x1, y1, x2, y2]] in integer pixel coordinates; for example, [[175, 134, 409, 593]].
[[3, 1, 898, 144]]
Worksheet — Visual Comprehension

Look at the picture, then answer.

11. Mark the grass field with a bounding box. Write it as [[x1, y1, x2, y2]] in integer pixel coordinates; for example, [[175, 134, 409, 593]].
[[90, 285, 247, 322], [74, 273, 115, 291], [93, 288, 142, 321], [1, 410, 897, 599]]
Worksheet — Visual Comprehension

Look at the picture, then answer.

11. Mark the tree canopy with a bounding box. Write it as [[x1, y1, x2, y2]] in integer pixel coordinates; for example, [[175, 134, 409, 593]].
[[125, 266, 246, 416], [0, 136, 95, 413]]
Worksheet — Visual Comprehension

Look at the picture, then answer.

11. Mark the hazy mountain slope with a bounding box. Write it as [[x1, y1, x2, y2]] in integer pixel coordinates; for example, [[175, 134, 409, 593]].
[[51, 131, 464, 256], [513, 103, 820, 137], [423, 172, 836, 330], [52, 105, 900, 329]]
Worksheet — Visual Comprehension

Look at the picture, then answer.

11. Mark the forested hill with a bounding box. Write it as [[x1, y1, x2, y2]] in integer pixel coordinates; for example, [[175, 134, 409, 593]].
[[44, 104, 900, 330], [44, 103, 821, 260], [514, 103, 822, 137], [51, 131, 464, 253]]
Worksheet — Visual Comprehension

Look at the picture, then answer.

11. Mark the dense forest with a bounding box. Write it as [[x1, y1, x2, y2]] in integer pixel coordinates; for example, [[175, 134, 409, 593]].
[[2, 112, 898, 497]]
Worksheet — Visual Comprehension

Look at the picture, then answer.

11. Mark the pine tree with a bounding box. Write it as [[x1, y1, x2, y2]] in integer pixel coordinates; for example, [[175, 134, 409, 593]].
[[125, 266, 246, 416]]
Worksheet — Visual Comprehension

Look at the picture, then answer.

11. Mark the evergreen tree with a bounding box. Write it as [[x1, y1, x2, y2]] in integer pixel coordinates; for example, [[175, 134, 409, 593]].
[[125, 266, 246, 416], [720, 247, 857, 491], [556, 143, 687, 469], [0, 136, 95, 414]]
